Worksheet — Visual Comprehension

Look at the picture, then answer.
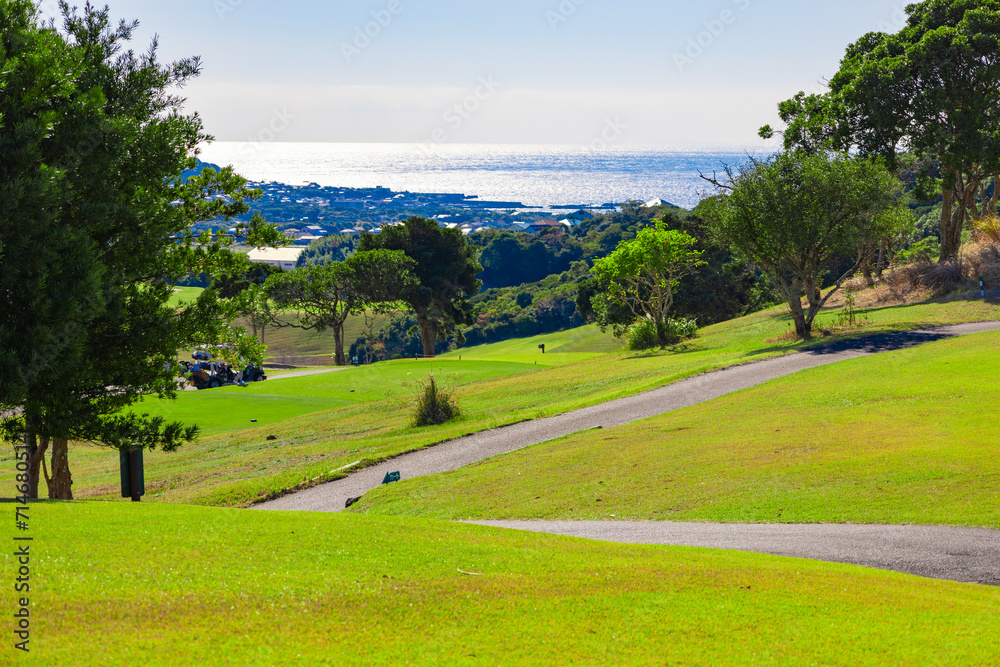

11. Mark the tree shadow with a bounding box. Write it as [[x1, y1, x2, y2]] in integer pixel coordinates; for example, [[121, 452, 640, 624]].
[[804, 329, 953, 355]]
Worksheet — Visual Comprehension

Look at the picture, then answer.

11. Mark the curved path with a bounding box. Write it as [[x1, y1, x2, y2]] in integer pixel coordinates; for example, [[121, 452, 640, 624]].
[[465, 521, 1000, 586], [256, 321, 1000, 514]]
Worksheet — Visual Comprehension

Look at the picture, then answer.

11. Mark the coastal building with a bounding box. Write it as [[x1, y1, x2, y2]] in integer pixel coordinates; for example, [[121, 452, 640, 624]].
[[643, 198, 672, 209], [526, 220, 565, 234], [247, 247, 305, 271]]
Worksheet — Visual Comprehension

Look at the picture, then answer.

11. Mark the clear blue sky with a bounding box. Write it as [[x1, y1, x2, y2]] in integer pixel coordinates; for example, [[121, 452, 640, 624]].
[[56, 0, 909, 147]]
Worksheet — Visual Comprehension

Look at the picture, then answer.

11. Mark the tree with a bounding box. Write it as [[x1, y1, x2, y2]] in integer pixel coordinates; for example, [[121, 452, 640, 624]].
[[0, 0, 102, 412], [214, 263, 284, 345], [590, 223, 704, 349], [761, 0, 1000, 261], [266, 250, 415, 365], [1, 3, 281, 499], [700, 152, 912, 340], [359, 217, 482, 358]]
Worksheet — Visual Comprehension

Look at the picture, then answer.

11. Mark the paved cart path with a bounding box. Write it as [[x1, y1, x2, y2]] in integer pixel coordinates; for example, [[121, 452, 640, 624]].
[[465, 521, 1000, 586], [256, 321, 1000, 514]]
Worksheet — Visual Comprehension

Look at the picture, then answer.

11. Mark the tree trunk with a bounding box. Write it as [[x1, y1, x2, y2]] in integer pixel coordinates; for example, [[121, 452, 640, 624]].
[[990, 175, 999, 218], [862, 263, 875, 287], [940, 178, 960, 262], [48, 437, 73, 500], [25, 434, 49, 500], [418, 315, 436, 358], [779, 279, 811, 340], [333, 324, 346, 366]]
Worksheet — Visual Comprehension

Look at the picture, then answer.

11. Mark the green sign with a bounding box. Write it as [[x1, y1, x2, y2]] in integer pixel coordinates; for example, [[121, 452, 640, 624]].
[[382, 471, 401, 485]]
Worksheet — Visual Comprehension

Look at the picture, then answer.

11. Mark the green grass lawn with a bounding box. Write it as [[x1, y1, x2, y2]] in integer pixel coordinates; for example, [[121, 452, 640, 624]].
[[10, 501, 1000, 666], [10, 297, 1000, 509], [255, 310, 396, 365], [167, 286, 205, 308], [135, 359, 540, 437], [439, 325, 621, 365], [356, 330, 1000, 528]]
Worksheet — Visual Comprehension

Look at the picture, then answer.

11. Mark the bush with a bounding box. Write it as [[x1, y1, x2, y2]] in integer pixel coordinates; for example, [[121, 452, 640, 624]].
[[895, 236, 941, 265], [625, 318, 698, 350], [413, 375, 460, 427], [664, 317, 699, 344], [625, 319, 659, 351]]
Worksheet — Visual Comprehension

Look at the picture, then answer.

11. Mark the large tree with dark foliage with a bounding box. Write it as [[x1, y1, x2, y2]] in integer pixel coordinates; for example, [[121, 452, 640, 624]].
[[761, 0, 1000, 261], [266, 250, 415, 366], [1, 2, 280, 499], [359, 217, 482, 358], [700, 152, 912, 340]]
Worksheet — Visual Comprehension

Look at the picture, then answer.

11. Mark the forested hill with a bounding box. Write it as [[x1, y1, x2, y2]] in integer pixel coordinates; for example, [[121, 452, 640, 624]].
[[351, 203, 778, 360]]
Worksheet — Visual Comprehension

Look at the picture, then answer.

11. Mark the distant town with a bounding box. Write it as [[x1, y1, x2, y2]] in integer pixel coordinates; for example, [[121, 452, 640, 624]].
[[189, 160, 633, 243]]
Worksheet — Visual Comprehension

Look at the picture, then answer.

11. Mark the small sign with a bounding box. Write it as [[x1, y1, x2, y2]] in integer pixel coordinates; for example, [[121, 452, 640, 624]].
[[538, 344, 545, 354], [382, 471, 401, 485]]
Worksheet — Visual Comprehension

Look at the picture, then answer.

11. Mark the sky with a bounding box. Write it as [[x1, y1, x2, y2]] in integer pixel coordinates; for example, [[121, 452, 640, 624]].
[[41, 0, 911, 148]]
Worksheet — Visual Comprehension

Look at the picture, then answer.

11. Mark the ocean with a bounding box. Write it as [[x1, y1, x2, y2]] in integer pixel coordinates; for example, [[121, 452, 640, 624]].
[[197, 142, 776, 211]]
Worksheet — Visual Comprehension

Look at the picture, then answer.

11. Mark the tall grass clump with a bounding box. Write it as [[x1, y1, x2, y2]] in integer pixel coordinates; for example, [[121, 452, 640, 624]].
[[861, 236, 1000, 300], [413, 375, 460, 426], [974, 215, 1000, 244]]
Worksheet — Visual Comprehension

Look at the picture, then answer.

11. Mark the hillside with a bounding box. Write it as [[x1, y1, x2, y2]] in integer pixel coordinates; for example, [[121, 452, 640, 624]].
[[357, 329, 1000, 528], [13, 295, 1000, 509]]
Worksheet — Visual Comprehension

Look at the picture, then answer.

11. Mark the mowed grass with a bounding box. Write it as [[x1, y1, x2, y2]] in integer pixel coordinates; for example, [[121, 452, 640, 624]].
[[258, 310, 395, 364], [10, 502, 1000, 666], [167, 286, 205, 308], [356, 331, 1000, 528], [11, 297, 1000, 509], [439, 325, 621, 365], [134, 359, 538, 437]]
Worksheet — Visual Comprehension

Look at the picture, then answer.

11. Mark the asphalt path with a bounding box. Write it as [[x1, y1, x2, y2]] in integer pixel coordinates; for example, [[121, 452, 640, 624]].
[[465, 521, 1000, 586], [267, 367, 348, 381], [256, 320, 1000, 514]]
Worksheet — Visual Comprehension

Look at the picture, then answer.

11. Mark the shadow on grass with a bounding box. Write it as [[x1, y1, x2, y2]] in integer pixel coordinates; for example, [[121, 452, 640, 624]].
[[621, 341, 704, 360]]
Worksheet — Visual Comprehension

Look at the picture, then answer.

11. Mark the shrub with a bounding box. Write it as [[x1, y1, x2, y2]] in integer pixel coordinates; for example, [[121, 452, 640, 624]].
[[625, 318, 698, 351], [413, 375, 460, 427], [625, 319, 659, 351], [895, 236, 940, 265], [665, 317, 699, 344]]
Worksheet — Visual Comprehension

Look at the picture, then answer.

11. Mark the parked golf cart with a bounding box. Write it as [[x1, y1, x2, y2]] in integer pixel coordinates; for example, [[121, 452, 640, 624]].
[[180, 348, 266, 390]]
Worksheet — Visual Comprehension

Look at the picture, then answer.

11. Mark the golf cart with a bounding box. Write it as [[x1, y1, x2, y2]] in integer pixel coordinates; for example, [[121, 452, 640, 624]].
[[180, 347, 266, 390]]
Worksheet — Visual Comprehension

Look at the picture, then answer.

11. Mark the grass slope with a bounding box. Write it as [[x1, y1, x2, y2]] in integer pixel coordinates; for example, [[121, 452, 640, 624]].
[[439, 325, 621, 365], [167, 286, 204, 308], [356, 331, 1000, 527], [10, 502, 1000, 666], [8, 298, 1000, 509], [257, 310, 395, 364], [135, 360, 538, 437]]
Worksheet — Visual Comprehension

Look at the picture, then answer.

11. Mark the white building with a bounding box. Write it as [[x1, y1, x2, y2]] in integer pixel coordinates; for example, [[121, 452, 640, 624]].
[[247, 247, 305, 271]]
